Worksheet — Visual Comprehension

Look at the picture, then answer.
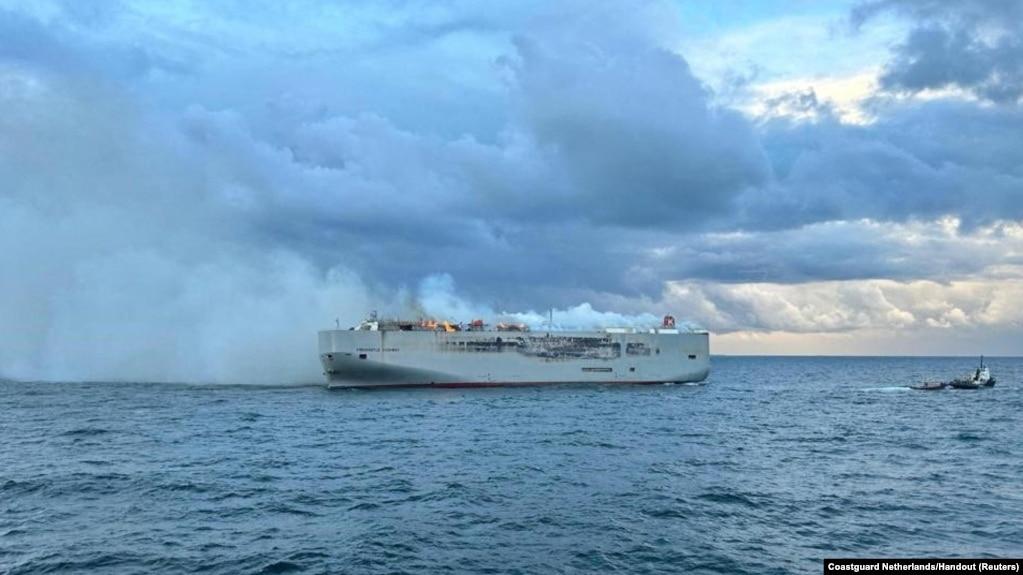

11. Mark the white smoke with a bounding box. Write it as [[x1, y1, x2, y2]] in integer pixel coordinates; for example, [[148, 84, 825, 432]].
[[0, 194, 374, 384], [0, 70, 378, 384], [415, 274, 672, 331]]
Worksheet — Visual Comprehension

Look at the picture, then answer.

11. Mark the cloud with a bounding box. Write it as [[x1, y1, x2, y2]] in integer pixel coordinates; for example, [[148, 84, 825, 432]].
[[744, 73, 880, 124], [665, 278, 1023, 335], [508, 34, 768, 228], [744, 99, 1023, 230], [630, 218, 1023, 285], [852, 0, 1023, 103]]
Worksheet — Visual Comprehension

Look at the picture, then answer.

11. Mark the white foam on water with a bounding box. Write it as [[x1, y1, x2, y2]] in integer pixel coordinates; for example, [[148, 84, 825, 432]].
[[861, 386, 913, 392]]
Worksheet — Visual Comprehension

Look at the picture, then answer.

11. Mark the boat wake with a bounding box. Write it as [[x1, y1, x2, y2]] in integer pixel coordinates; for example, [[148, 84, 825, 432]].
[[861, 386, 912, 392]]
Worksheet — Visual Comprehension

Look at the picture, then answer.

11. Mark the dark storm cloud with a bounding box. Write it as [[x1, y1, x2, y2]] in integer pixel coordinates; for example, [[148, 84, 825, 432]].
[[741, 99, 1023, 231], [880, 26, 1023, 104], [852, 0, 1023, 103], [850, 0, 1023, 30], [509, 36, 768, 227], [631, 219, 1023, 286], [3, 1, 1018, 287], [130, 4, 771, 300]]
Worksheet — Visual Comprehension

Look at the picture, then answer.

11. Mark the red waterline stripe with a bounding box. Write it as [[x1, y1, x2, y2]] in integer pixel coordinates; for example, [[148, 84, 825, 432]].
[[327, 380, 689, 390]]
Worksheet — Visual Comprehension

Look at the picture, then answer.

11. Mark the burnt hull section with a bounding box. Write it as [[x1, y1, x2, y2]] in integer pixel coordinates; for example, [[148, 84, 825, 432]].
[[319, 329, 710, 389]]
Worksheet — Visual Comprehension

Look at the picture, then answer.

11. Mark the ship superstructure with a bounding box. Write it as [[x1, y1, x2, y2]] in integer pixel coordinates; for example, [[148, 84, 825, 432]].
[[318, 314, 710, 388]]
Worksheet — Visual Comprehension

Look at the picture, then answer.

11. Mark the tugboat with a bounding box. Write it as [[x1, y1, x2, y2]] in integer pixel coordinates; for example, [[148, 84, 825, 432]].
[[948, 356, 996, 389]]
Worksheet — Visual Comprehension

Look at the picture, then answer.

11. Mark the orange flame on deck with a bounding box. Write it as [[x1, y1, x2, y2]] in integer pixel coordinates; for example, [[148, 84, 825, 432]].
[[419, 319, 458, 332]]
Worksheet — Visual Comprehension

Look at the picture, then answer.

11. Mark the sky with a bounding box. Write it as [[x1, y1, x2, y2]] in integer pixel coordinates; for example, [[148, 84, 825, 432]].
[[1, 0, 1022, 383]]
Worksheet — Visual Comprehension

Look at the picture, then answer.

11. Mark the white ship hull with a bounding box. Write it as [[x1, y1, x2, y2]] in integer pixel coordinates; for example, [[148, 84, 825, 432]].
[[318, 328, 710, 388]]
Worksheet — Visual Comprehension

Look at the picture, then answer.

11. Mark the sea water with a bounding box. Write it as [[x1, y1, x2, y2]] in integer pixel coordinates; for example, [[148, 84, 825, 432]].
[[2, 356, 1021, 574]]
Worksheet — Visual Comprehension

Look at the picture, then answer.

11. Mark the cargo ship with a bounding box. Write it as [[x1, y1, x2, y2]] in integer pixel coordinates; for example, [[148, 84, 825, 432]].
[[318, 314, 710, 389]]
